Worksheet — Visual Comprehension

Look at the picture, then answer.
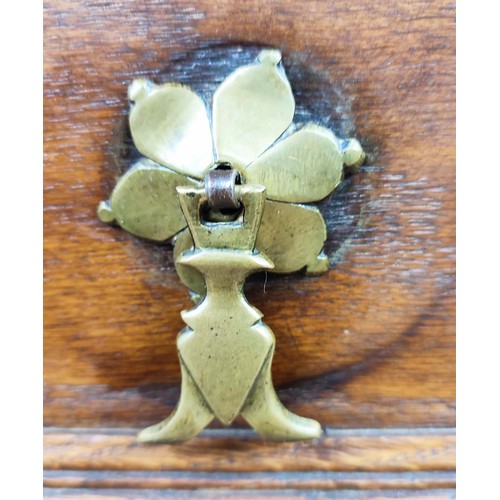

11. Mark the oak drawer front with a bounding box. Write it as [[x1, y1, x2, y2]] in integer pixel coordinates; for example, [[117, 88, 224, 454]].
[[44, 0, 456, 497]]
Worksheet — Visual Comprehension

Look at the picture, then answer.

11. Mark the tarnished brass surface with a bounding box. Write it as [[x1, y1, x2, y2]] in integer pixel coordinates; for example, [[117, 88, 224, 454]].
[[98, 158, 200, 241], [98, 49, 365, 442], [137, 185, 321, 442], [212, 49, 295, 169], [246, 124, 360, 203], [173, 200, 328, 297], [129, 80, 214, 179], [99, 49, 364, 283]]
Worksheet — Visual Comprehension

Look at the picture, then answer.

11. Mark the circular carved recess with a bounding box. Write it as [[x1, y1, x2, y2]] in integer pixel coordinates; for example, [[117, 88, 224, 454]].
[[101, 43, 442, 389]]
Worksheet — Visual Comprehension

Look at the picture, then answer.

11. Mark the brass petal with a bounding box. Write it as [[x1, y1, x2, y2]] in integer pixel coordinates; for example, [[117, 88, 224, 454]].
[[172, 199, 328, 294], [257, 200, 328, 274], [212, 50, 295, 168], [128, 80, 214, 179], [173, 227, 206, 296], [98, 158, 198, 241], [245, 124, 344, 203]]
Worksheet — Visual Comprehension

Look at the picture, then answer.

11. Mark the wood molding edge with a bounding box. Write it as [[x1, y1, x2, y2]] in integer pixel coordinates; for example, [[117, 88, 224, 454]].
[[44, 427, 455, 497]]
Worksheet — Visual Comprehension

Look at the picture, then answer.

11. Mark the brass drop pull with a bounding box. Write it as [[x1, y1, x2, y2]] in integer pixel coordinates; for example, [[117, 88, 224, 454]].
[[98, 49, 364, 442]]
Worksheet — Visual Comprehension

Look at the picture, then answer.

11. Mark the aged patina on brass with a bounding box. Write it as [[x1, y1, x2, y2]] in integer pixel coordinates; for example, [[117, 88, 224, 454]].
[[98, 49, 365, 442]]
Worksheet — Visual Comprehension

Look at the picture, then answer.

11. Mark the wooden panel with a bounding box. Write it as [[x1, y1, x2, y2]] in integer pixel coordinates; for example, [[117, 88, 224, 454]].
[[44, 428, 455, 473], [44, 470, 456, 491], [44, 0, 455, 430], [44, 0, 456, 496], [43, 488, 457, 499], [44, 428, 455, 497]]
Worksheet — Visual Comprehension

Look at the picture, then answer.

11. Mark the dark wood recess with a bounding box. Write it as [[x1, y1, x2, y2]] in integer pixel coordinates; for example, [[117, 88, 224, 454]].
[[44, 0, 455, 497]]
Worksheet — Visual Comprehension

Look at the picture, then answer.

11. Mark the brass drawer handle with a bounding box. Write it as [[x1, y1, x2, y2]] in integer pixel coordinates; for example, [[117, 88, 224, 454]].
[[98, 50, 364, 443]]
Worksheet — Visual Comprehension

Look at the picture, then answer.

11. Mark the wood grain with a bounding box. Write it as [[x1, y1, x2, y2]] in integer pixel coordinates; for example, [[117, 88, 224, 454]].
[[44, 428, 455, 473], [44, 470, 456, 491], [44, 0, 455, 431], [43, 488, 457, 499], [44, 428, 455, 497], [44, 1, 455, 496]]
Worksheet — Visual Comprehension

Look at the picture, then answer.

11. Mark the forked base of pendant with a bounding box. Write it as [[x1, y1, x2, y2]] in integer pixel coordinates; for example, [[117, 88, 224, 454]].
[[136, 352, 322, 444], [240, 352, 322, 441], [136, 361, 214, 444]]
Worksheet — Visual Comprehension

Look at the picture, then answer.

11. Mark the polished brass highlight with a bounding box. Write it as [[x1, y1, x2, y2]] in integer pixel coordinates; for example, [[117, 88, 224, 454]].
[[98, 48, 365, 442], [128, 80, 214, 179]]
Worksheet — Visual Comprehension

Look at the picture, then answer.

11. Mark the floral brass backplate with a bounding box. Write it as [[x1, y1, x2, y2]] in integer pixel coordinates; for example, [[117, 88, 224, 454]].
[[98, 49, 365, 442]]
